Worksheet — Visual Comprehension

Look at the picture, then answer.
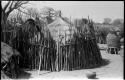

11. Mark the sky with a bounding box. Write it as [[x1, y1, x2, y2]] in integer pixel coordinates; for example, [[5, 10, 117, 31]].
[[2, 1, 124, 23]]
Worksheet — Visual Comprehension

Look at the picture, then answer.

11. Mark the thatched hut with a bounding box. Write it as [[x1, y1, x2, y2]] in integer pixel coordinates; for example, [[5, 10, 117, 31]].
[[11, 18, 56, 71], [11, 18, 43, 69], [47, 16, 75, 71], [106, 29, 121, 54], [47, 17, 102, 71]]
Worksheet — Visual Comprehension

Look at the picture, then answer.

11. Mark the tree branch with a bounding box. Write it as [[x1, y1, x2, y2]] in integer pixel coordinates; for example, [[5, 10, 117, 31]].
[[1, 2, 3, 11], [16, 1, 28, 9], [3, 1, 11, 12], [9, 1, 14, 10], [17, 8, 30, 15], [6, 1, 29, 17]]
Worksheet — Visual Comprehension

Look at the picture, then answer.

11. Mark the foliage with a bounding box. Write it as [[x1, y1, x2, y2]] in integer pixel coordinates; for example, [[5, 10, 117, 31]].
[[40, 7, 62, 24], [1, 1, 29, 28], [73, 18, 89, 27], [103, 18, 112, 24], [40, 6, 55, 17], [93, 24, 114, 43], [27, 7, 41, 19], [112, 18, 124, 26]]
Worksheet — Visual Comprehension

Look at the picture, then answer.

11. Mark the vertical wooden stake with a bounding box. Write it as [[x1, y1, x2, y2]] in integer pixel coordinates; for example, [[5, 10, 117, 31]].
[[55, 28, 60, 71], [38, 46, 44, 75], [56, 41, 59, 71]]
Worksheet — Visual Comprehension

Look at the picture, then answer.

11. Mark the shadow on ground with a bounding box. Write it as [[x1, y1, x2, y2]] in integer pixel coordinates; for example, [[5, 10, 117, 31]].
[[86, 58, 111, 69], [99, 59, 110, 67], [71, 58, 111, 71], [39, 71, 53, 75], [17, 69, 32, 79], [16, 59, 110, 79]]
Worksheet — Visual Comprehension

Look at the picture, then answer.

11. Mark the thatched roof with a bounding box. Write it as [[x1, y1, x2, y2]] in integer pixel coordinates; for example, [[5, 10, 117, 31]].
[[47, 17, 74, 42], [48, 17, 71, 28], [1, 42, 20, 63]]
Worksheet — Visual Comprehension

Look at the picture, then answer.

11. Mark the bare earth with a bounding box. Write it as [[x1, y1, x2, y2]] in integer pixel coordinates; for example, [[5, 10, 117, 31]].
[[18, 50, 123, 80]]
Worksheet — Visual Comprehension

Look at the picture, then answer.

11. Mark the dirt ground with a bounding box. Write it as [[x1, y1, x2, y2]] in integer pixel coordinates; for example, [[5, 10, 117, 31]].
[[18, 50, 124, 80]]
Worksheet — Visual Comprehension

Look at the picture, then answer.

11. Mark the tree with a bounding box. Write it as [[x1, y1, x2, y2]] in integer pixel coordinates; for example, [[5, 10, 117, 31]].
[[73, 18, 88, 27], [27, 7, 41, 19], [112, 18, 124, 26], [40, 6, 55, 17], [40, 6, 58, 24], [103, 18, 112, 24], [1, 1, 28, 28]]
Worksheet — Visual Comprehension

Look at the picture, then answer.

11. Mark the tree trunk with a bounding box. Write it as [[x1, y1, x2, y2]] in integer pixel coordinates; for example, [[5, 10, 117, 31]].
[[1, 11, 9, 29]]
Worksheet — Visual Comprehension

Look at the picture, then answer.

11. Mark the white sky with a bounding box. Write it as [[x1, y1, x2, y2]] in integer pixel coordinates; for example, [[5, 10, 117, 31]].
[[2, 1, 124, 23]]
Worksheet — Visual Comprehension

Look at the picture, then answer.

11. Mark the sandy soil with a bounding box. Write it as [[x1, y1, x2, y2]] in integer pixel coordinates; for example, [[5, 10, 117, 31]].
[[18, 50, 123, 80]]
